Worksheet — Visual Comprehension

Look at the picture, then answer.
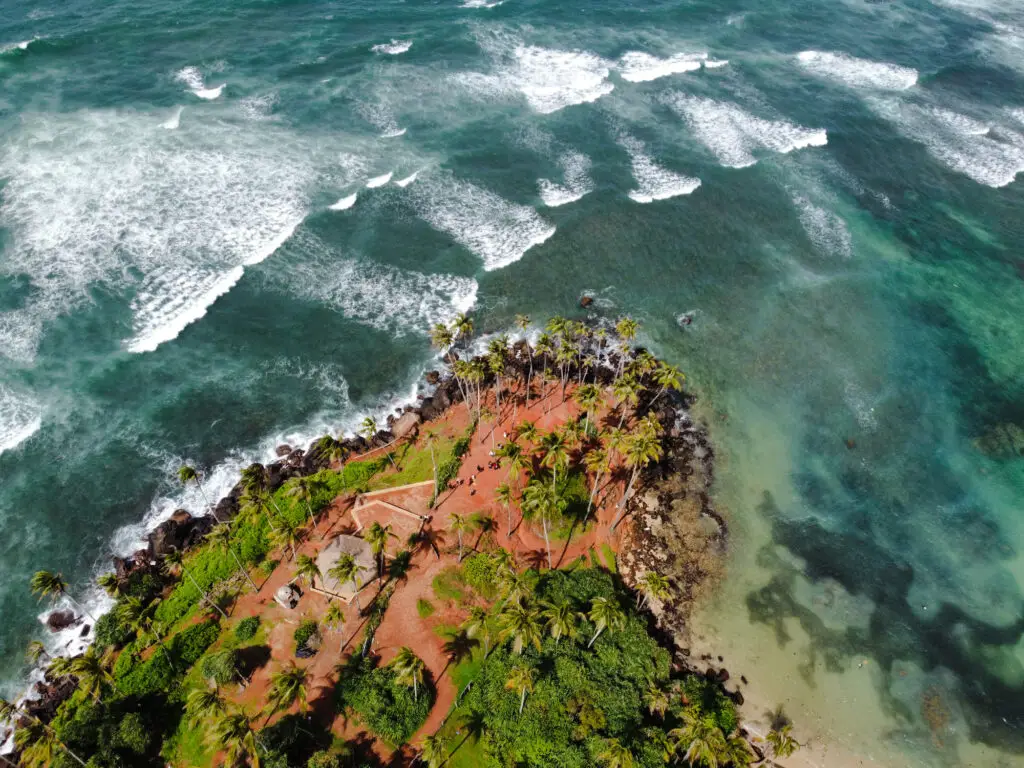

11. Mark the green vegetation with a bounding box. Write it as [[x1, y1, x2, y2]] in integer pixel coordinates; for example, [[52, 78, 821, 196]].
[[417, 598, 436, 618], [336, 654, 434, 747], [234, 615, 260, 642], [293, 619, 320, 650], [432, 566, 470, 604]]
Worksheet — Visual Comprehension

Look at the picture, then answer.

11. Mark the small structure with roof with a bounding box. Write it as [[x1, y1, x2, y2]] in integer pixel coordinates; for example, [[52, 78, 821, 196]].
[[274, 583, 301, 609], [316, 534, 377, 602]]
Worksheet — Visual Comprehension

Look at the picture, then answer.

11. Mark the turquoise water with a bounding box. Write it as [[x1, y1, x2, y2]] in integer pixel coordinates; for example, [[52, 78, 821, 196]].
[[1, 0, 1022, 763]]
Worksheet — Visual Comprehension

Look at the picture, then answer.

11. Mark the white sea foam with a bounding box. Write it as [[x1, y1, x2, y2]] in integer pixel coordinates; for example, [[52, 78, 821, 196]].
[[125, 266, 244, 353], [359, 100, 405, 139], [619, 135, 701, 203], [175, 66, 225, 100], [0, 109, 317, 359], [868, 97, 1024, 187], [329, 192, 358, 210], [366, 172, 394, 188], [411, 174, 555, 270], [617, 51, 705, 83], [664, 93, 828, 168], [161, 106, 183, 130], [463, 0, 504, 7], [371, 39, 412, 55], [0, 385, 41, 456], [239, 93, 277, 120], [797, 50, 918, 91], [394, 172, 419, 187], [704, 59, 729, 69], [794, 195, 853, 258], [538, 151, 594, 207], [382, 126, 407, 138], [0, 39, 34, 54]]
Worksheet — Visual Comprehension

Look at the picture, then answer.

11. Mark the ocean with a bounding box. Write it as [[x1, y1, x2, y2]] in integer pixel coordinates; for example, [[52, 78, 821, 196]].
[[0, 0, 1022, 764]]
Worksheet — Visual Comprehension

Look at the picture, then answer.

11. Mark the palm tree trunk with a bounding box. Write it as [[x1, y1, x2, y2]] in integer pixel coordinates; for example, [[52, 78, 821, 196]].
[[585, 468, 604, 519], [506, 504, 512, 539], [429, 445, 437, 494], [230, 547, 259, 592], [458, 531, 463, 562], [306, 501, 320, 534], [196, 481, 223, 524], [588, 625, 605, 648], [541, 513, 551, 570], [351, 578, 361, 613], [182, 565, 228, 620], [519, 688, 526, 715], [66, 593, 97, 623]]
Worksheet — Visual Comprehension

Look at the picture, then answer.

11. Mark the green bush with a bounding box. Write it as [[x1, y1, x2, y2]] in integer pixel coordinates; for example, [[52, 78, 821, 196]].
[[416, 598, 435, 619], [432, 567, 468, 604], [462, 552, 499, 597], [116, 649, 175, 697], [172, 619, 221, 666], [336, 655, 432, 747], [235, 615, 260, 642], [200, 648, 240, 685], [93, 610, 134, 651], [294, 619, 320, 649], [124, 571, 163, 602], [113, 712, 151, 754], [308, 751, 344, 768]]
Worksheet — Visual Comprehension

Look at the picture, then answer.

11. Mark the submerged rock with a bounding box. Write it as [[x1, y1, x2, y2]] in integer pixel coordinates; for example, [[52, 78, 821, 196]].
[[46, 610, 79, 632]]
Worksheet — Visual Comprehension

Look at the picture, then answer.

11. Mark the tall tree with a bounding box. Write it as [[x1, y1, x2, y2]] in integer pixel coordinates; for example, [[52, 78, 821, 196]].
[[761, 723, 801, 761], [488, 335, 509, 416], [316, 434, 346, 465], [534, 333, 555, 407], [270, 516, 304, 562], [264, 663, 309, 725], [541, 600, 581, 645], [361, 416, 397, 469], [390, 646, 427, 701], [612, 377, 641, 429], [96, 572, 121, 598], [178, 465, 220, 522], [586, 597, 625, 648], [294, 552, 322, 590], [614, 317, 640, 379], [650, 362, 685, 405], [186, 685, 227, 727], [460, 606, 492, 656], [323, 602, 345, 634], [636, 570, 671, 610], [285, 476, 323, 534], [418, 732, 449, 768], [163, 550, 229, 620], [521, 479, 560, 570], [423, 428, 440, 495], [208, 523, 259, 592], [328, 553, 366, 612], [596, 738, 636, 768], [668, 711, 727, 768], [448, 514, 472, 562], [29, 571, 95, 622], [495, 483, 515, 539], [365, 522, 396, 584], [611, 429, 664, 530], [583, 445, 611, 520], [573, 384, 602, 433], [68, 646, 113, 702], [504, 663, 537, 715], [498, 599, 543, 654], [515, 313, 533, 405], [644, 679, 671, 719], [212, 710, 262, 767]]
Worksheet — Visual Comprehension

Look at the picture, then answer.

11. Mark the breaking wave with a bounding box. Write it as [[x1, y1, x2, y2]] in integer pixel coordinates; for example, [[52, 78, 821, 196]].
[[797, 50, 918, 91], [538, 151, 594, 207], [619, 135, 701, 203]]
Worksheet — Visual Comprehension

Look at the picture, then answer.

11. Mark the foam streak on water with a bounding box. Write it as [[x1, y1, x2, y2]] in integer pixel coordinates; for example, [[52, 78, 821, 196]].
[[617, 51, 705, 82], [619, 135, 701, 202], [538, 151, 594, 206], [797, 50, 919, 90]]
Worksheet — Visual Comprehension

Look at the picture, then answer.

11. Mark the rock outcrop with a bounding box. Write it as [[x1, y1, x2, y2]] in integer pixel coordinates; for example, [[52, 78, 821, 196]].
[[147, 510, 215, 557]]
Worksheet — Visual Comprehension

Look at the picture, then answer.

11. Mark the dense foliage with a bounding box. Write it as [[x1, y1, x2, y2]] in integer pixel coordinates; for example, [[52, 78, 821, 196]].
[[336, 654, 433, 747], [234, 615, 260, 642]]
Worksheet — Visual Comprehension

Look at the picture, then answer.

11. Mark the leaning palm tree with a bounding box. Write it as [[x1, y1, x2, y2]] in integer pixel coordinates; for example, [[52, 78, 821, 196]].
[[96, 572, 122, 598], [178, 465, 220, 521], [516, 418, 539, 446], [637, 571, 671, 610], [207, 523, 259, 592], [270, 516, 303, 562], [668, 711, 727, 768], [611, 429, 664, 530], [541, 600, 581, 645], [573, 384, 602, 433], [460, 606, 492, 656], [538, 430, 570, 493], [25, 640, 48, 666], [423, 428, 441, 494], [515, 313, 533, 400], [389, 646, 427, 701], [1, 697, 87, 767], [264, 662, 309, 725], [186, 685, 227, 727], [294, 552, 321, 590], [596, 738, 635, 768], [650, 362, 685, 405], [212, 710, 262, 768], [722, 730, 754, 767], [583, 445, 611, 519], [498, 599, 543, 655], [418, 731, 449, 768], [316, 434, 346, 465], [448, 514, 472, 562], [365, 522, 396, 584], [68, 646, 113, 702], [587, 597, 625, 648], [504, 662, 537, 715], [29, 570, 95, 622], [163, 550, 229, 620], [285, 476, 323, 534], [614, 317, 640, 378], [328, 553, 366, 611], [612, 376, 641, 429], [495, 483, 515, 539]]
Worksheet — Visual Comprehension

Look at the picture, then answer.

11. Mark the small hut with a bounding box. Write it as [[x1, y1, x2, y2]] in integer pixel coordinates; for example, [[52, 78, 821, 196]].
[[274, 583, 301, 609], [317, 534, 377, 601]]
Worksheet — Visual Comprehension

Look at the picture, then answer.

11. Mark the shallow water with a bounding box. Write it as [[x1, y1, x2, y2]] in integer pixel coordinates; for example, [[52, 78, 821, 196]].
[[0, 0, 1022, 764]]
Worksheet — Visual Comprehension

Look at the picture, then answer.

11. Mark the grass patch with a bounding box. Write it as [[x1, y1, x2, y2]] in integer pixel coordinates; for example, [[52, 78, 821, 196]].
[[367, 435, 455, 491], [601, 543, 618, 573], [432, 567, 469, 605], [416, 598, 436, 619]]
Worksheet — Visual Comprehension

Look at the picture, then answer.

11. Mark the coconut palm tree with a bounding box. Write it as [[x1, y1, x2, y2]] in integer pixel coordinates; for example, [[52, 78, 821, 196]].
[[516, 418, 539, 446], [651, 362, 685, 405], [668, 711, 727, 768], [294, 552, 321, 590], [328, 553, 366, 611], [538, 430, 570, 493], [644, 679, 671, 719], [25, 640, 48, 666], [583, 445, 610, 519], [207, 523, 259, 593], [498, 599, 543, 655], [364, 522, 396, 584], [163, 550, 229, 620], [488, 335, 509, 415], [186, 685, 227, 727], [323, 602, 344, 634], [448, 514, 472, 562], [611, 430, 664, 530], [614, 317, 640, 378], [515, 313, 533, 400], [637, 571, 671, 610], [574, 384, 602, 433], [116, 596, 176, 671], [29, 570, 95, 622], [418, 731, 449, 768], [723, 731, 754, 767], [612, 377, 641, 429], [556, 342, 578, 403], [286, 476, 323, 534], [68, 646, 113, 702], [390, 646, 427, 701], [761, 723, 801, 761], [178, 465, 220, 521], [461, 606, 492, 656], [96, 572, 121, 598], [240, 465, 286, 526], [1, 697, 87, 767], [264, 662, 309, 725], [504, 662, 537, 715], [521, 479, 559, 570], [586, 597, 625, 648], [316, 434, 346, 465], [605, 426, 629, 467], [270, 516, 303, 562], [541, 600, 581, 645], [596, 738, 635, 768], [452, 312, 474, 342], [423, 428, 441, 494], [534, 333, 555, 404], [495, 483, 515, 539], [212, 710, 262, 767]]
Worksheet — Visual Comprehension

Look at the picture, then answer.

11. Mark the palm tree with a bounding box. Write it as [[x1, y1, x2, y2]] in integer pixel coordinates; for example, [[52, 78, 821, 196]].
[[208, 523, 260, 592], [212, 710, 262, 768], [96, 572, 121, 598], [186, 685, 227, 727], [390, 646, 427, 701], [328, 553, 366, 611], [504, 663, 537, 715], [651, 362, 685, 405], [323, 602, 344, 634], [516, 418, 539, 446], [611, 430, 664, 530], [264, 662, 309, 725], [418, 732, 449, 767], [495, 483, 515, 539], [240, 466, 286, 527], [596, 738, 635, 768], [179, 465, 220, 522], [574, 384, 602, 433], [270, 516, 303, 561], [365, 522, 396, 583], [1, 697, 87, 767], [637, 570, 671, 610], [68, 646, 113, 702], [556, 342, 578, 402], [452, 312, 474, 343], [612, 377, 641, 429], [605, 426, 629, 467], [586, 597, 625, 648], [668, 711, 727, 768], [762, 723, 801, 761], [448, 514, 472, 562], [461, 606, 492, 656], [534, 333, 555, 405], [163, 550, 229, 620], [583, 445, 610, 519], [29, 570, 95, 622], [25, 640, 48, 666], [521, 479, 559, 570], [498, 599, 543, 654], [644, 679, 671, 719], [431, 322, 470, 407], [360, 415, 378, 443], [286, 476, 323, 534], [541, 600, 580, 645], [409, 527, 445, 561], [539, 430, 570, 493], [294, 552, 321, 590], [488, 335, 509, 415], [515, 313, 533, 402], [723, 731, 754, 767], [614, 317, 640, 378], [423, 428, 441, 495], [316, 434, 346, 465]]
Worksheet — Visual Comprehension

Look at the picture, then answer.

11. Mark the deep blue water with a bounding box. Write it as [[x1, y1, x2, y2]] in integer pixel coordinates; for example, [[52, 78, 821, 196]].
[[1, 0, 1022, 764]]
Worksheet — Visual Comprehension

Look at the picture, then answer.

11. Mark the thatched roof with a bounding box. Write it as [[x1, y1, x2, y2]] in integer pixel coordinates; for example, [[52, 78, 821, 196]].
[[316, 534, 377, 600]]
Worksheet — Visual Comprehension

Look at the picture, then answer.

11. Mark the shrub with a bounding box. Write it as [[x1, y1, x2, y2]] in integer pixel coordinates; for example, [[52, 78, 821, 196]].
[[432, 567, 468, 604], [416, 599, 435, 619], [461, 552, 499, 597], [116, 649, 175, 697], [336, 655, 432, 746], [308, 751, 344, 768], [93, 610, 134, 651], [172, 619, 220, 666], [235, 616, 260, 642], [259, 558, 280, 578], [113, 712, 150, 754], [200, 648, 240, 685], [294, 619, 319, 649], [123, 571, 163, 602]]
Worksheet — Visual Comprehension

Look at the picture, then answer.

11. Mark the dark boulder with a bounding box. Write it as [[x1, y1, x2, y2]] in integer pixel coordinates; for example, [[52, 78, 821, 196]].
[[425, 370, 441, 385], [46, 610, 79, 632], [148, 510, 215, 558], [275, 444, 293, 457], [580, 295, 594, 308], [24, 673, 78, 723]]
